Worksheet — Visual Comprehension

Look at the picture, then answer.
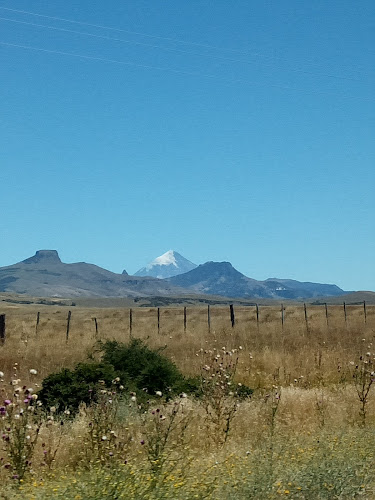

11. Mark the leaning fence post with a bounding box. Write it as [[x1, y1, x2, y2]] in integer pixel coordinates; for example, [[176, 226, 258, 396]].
[[157, 308, 160, 334], [0, 314, 5, 345], [93, 317, 98, 337], [66, 310, 72, 342], [325, 303, 329, 327], [183, 306, 187, 332], [230, 304, 235, 328], [35, 311, 40, 336], [304, 303, 309, 332], [364, 301, 367, 324], [343, 302, 347, 324], [256, 304, 259, 330]]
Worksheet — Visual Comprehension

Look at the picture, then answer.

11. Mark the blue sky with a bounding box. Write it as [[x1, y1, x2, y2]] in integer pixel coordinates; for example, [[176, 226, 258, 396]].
[[0, 1, 374, 291]]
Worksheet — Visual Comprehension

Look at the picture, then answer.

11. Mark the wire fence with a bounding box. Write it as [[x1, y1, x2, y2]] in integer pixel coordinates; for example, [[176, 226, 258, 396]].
[[0, 301, 372, 345]]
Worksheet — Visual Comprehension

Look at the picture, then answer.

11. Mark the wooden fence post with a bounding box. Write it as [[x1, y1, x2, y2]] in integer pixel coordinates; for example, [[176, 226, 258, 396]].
[[129, 308, 133, 335], [207, 305, 211, 332], [230, 304, 235, 328], [325, 303, 329, 327], [93, 317, 98, 336], [183, 306, 187, 332], [0, 314, 5, 345], [304, 303, 309, 332], [157, 308, 160, 334], [364, 301, 367, 324], [66, 310, 71, 342], [256, 304, 259, 330], [343, 302, 347, 324], [35, 311, 40, 336], [281, 304, 284, 328]]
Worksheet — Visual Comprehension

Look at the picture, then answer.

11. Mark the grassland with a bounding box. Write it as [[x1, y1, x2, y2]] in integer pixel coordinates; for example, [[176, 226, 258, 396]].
[[0, 300, 374, 499]]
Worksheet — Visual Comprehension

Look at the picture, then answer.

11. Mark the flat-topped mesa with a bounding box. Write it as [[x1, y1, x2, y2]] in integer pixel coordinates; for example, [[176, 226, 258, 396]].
[[22, 250, 62, 265]]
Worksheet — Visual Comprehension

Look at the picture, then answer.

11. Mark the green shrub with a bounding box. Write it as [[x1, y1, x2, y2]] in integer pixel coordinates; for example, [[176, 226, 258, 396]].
[[237, 384, 253, 399], [38, 362, 117, 413], [99, 338, 189, 397], [38, 339, 241, 414]]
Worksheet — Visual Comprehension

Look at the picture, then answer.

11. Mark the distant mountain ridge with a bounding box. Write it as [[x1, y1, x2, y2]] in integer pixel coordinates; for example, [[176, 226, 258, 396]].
[[167, 261, 345, 299], [0, 250, 187, 298], [0, 250, 348, 300], [134, 250, 197, 279]]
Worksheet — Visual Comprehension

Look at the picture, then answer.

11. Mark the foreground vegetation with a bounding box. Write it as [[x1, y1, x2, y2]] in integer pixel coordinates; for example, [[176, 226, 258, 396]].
[[0, 303, 374, 498]]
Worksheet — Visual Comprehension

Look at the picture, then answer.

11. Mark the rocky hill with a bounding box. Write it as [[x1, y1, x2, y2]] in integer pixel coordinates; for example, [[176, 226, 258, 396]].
[[167, 261, 346, 299], [0, 250, 187, 298]]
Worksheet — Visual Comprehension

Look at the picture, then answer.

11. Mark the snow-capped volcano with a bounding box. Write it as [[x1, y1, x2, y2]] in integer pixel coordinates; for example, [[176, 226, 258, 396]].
[[134, 250, 197, 279]]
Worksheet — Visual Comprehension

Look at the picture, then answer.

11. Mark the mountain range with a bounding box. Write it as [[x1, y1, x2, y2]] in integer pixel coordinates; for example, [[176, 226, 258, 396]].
[[0, 250, 185, 298], [167, 261, 345, 299], [0, 249, 348, 300]]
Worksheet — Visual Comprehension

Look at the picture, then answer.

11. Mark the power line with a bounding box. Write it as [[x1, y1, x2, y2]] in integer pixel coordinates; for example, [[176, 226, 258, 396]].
[[0, 16, 275, 64], [1, 5, 370, 78], [0, 15, 366, 83], [1, 40, 372, 101], [0, 5, 264, 55]]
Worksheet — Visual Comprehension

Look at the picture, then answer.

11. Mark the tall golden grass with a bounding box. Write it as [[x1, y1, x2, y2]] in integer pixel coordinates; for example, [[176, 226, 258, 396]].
[[0, 302, 374, 498], [0, 302, 373, 387]]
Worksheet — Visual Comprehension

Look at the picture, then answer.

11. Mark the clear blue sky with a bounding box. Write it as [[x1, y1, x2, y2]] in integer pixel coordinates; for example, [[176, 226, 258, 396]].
[[0, 1, 374, 291]]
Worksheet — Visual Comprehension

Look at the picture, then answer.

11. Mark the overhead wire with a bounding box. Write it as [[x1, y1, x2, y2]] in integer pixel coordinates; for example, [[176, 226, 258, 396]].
[[0, 40, 372, 102], [0, 15, 277, 62], [0, 5, 370, 79], [0, 5, 268, 55], [0, 15, 365, 83]]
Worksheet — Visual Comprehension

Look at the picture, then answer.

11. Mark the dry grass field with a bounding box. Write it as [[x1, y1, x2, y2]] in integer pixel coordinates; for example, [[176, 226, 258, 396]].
[[0, 301, 375, 499]]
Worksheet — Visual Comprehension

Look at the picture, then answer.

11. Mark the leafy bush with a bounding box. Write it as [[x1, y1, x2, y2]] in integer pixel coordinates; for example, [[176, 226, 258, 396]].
[[38, 362, 117, 413], [38, 339, 246, 414], [237, 384, 253, 399], [99, 338, 190, 397]]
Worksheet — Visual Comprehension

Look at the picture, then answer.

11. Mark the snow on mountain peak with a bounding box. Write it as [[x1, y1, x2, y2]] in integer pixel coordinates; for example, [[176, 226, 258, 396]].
[[146, 250, 177, 270], [134, 251, 197, 279]]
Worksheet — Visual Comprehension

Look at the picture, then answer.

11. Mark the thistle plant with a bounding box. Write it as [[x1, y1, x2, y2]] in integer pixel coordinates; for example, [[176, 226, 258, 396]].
[[82, 378, 127, 465], [263, 370, 282, 440], [349, 351, 375, 427], [197, 346, 246, 446], [0, 366, 43, 481], [260, 370, 282, 491], [140, 394, 191, 478], [315, 390, 327, 429], [40, 407, 68, 470]]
